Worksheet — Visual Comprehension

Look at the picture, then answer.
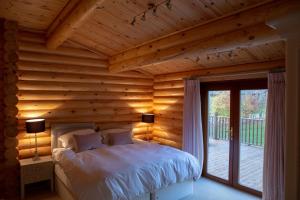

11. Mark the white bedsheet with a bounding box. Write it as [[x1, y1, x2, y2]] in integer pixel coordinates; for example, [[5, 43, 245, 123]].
[[54, 143, 201, 200]]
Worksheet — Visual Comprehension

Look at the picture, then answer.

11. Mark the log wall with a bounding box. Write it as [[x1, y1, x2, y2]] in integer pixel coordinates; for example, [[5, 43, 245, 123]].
[[0, 18, 4, 197], [153, 75, 184, 149], [0, 19, 19, 199], [17, 31, 154, 159]]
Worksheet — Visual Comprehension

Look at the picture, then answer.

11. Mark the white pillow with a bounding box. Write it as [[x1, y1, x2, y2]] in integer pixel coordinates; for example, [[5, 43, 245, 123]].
[[100, 128, 132, 144], [58, 128, 96, 150]]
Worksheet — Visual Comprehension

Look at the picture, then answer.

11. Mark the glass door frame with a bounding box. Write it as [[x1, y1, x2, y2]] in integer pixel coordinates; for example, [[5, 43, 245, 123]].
[[201, 78, 267, 197], [201, 83, 234, 186]]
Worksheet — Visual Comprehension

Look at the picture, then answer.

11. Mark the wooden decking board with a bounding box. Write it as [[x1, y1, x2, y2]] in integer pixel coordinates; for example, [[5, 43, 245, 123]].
[[207, 140, 263, 191]]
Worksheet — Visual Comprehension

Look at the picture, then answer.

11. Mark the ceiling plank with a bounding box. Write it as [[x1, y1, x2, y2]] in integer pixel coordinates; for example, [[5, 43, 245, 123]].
[[109, 23, 281, 73], [46, 0, 105, 49], [109, 0, 297, 65]]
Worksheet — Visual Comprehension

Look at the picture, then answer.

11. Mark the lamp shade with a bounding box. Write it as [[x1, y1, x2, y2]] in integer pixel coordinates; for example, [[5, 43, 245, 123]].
[[26, 119, 45, 133], [142, 114, 155, 123]]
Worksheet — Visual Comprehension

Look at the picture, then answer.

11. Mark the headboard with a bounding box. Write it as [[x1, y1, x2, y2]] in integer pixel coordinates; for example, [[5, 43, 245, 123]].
[[51, 122, 96, 151]]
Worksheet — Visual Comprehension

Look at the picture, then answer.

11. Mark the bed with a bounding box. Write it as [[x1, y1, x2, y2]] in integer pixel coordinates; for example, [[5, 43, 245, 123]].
[[51, 123, 201, 200]]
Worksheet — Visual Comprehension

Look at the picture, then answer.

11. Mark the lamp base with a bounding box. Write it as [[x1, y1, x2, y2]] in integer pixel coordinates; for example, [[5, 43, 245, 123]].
[[32, 152, 40, 161]]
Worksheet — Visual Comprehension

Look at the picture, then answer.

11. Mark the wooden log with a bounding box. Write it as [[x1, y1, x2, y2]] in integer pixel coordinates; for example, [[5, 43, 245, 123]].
[[4, 116, 18, 128], [4, 136, 18, 149], [133, 135, 153, 140], [153, 124, 182, 135], [17, 131, 50, 140], [4, 106, 18, 118], [3, 84, 17, 96], [3, 73, 17, 85], [4, 148, 18, 165], [47, 0, 80, 37], [47, 0, 105, 49], [109, 24, 281, 72], [153, 88, 184, 97], [17, 81, 153, 93], [18, 136, 51, 150], [4, 95, 18, 106], [17, 61, 150, 79], [154, 103, 183, 110], [17, 100, 153, 111], [19, 41, 106, 59], [154, 111, 183, 120], [17, 90, 153, 101], [153, 130, 182, 142], [4, 21, 18, 31], [110, 0, 298, 64], [155, 117, 182, 129], [154, 80, 183, 89], [18, 146, 51, 159], [154, 60, 285, 82], [153, 97, 183, 104], [17, 70, 153, 85], [18, 51, 107, 67], [17, 107, 153, 120], [18, 114, 141, 125], [18, 31, 45, 44], [4, 125, 18, 137], [133, 127, 153, 135], [4, 51, 18, 63], [152, 137, 181, 149]]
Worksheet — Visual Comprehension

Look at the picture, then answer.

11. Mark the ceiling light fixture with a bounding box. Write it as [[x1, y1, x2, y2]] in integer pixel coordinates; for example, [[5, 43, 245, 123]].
[[130, 0, 172, 26]]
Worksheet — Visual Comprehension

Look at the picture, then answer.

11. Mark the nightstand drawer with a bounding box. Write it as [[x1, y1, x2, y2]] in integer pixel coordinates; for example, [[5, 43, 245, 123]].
[[21, 162, 53, 184]]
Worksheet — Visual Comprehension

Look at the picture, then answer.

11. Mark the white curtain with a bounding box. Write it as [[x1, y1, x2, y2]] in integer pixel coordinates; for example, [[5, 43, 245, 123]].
[[263, 72, 285, 200], [182, 79, 204, 173]]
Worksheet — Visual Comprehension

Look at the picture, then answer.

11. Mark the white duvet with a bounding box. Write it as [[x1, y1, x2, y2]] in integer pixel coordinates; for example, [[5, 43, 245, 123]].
[[54, 143, 201, 200]]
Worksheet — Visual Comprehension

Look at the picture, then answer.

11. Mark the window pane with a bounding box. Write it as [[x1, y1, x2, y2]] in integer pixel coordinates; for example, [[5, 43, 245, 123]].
[[207, 90, 230, 180], [239, 89, 267, 191]]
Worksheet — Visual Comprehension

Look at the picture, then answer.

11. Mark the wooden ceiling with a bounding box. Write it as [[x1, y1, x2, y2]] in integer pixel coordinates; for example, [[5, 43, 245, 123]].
[[141, 40, 285, 75], [0, 0, 69, 30], [0, 0, 292, 75], [70, 0, 266, 55]]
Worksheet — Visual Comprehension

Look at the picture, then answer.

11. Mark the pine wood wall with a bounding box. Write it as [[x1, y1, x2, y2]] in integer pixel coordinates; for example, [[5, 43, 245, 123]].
[[16, 31, 154, 159], [153, 74, 184, 148]]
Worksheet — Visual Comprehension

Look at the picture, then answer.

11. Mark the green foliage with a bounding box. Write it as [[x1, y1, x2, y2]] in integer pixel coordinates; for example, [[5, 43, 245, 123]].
[[209, 91, 230, 117], [209, 90, 267, 118]]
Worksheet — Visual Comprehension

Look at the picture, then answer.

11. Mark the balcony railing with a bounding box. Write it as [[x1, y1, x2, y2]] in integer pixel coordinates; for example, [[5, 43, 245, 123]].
[[208, 116, 265, 146]]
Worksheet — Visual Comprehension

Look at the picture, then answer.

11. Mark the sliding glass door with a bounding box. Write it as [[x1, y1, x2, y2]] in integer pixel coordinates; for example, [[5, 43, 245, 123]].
[[202, 79, 267, 196]]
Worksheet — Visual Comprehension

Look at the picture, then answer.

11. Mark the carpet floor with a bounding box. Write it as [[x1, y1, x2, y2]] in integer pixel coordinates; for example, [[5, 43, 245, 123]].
[[25, 178, 261, 200]]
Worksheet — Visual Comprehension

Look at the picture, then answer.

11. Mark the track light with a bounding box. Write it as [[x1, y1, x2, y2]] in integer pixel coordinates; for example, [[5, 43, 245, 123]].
[[166, 0, 172, 10], [131, 16, 136, 26]]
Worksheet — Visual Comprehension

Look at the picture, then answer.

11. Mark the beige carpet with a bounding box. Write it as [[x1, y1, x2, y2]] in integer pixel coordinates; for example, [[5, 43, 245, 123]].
[[25, 178, 260, 200]]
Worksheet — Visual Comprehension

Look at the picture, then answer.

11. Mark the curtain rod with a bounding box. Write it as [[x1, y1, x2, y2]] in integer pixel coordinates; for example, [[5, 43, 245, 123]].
[[269, 68, 285, 73], [183, 71, 268, 81], [183, 68, 285, 80]]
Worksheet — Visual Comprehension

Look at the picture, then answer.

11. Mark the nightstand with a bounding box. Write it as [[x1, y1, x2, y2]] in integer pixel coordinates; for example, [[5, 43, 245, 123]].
[[20, 155, 54, 199]]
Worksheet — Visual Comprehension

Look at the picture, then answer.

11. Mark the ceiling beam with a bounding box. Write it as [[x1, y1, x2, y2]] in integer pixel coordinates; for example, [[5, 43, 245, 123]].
[[154, 59, 285, 82], [46, 0, 105, 49], [109, 0, 298, 73], [109, 23, 281, 73]]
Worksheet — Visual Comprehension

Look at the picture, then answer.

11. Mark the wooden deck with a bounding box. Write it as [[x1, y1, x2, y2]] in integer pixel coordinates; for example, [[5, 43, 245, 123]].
[[207, 139, 264, 191]]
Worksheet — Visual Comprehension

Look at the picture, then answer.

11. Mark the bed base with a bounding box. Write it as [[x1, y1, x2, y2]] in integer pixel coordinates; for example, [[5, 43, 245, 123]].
[[55, 175, 194, 200]]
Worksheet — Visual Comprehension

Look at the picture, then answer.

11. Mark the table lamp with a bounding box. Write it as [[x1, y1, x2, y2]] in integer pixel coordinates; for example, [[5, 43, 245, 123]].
[[141, 114, 154, 141], [26, 119, 45, 161]]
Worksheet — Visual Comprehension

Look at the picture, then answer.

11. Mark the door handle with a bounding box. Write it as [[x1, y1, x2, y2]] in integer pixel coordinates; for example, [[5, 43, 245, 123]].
[[230, 127, 233, 141]]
